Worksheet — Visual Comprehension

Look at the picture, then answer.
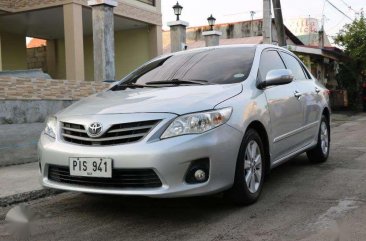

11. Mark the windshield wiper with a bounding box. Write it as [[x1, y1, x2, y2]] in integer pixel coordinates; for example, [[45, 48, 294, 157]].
[[112, 83, 160, 91], [145, 79, 209, 86]]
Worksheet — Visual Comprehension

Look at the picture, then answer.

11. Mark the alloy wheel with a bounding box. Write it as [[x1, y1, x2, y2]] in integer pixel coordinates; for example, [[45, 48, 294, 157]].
[[244, 140, 262, 193], [320, 122, 329, 155]]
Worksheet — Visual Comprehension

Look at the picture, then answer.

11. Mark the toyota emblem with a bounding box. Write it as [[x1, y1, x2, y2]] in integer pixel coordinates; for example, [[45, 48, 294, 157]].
[[87, 122, 103, 137]]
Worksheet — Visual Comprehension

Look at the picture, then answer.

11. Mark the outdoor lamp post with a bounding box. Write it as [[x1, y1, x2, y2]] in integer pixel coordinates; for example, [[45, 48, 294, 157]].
[[203, 14, 221, 47], [173, 2, 183, 21], [207, 14, 216, 31], [168, 1, 188, 52]]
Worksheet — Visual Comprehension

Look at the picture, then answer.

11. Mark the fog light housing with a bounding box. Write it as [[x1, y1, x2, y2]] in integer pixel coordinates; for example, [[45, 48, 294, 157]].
[[185, 158, 210, 184], [194, 170, 206, 182]]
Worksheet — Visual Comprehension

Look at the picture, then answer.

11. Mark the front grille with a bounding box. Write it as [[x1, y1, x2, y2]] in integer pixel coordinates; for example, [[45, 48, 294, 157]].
[[48, 165, 163, 189], [61, 120, 160, 146]]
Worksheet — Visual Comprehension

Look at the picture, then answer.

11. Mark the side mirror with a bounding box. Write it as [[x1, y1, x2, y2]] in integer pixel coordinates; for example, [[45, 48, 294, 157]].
[[103, 80, 117, 83], [258, 69, 294, 89]]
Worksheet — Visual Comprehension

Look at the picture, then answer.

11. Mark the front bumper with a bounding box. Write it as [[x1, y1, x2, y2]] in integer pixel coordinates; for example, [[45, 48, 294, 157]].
[[38, 113, 243, 198]]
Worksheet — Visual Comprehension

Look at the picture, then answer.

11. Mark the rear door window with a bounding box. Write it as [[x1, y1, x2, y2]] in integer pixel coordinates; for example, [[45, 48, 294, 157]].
[[279, 52, 307, 80]]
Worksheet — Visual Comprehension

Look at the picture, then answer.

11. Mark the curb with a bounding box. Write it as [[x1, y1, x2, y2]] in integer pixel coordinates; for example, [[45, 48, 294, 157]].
[[0, 188, 64, 207]]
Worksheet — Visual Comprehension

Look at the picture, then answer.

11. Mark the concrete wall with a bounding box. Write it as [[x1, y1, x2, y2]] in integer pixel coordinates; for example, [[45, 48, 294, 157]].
[[115, 28, 150, 80], [0, 32, 27, 71], [0, 123, 45, 166], [53, 28, 151, 81], [0, 100, 74, 124], [186, 20, 263, 42], [55, 39, 66, 80], [84, 35, 94, 81]]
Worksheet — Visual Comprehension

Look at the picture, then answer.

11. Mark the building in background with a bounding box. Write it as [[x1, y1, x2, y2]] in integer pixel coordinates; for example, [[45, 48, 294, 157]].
[[285, 18, 345, 90], [285, 17, 332, 47], [163, 19, 304, 54], [0, 0, 163, 81]]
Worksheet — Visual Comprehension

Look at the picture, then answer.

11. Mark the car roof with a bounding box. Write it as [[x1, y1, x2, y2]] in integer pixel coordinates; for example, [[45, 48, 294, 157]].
[[148, 44, 294, 66], [164, 44, 289, 57]]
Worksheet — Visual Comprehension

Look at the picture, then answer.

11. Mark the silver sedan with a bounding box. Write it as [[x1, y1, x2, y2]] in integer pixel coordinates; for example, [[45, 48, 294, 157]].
[[38, 44, 330, 205]]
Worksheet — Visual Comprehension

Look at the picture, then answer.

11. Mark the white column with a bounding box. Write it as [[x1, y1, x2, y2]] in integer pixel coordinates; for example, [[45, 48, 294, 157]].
[[202, 31, 222, 47], [167, 20, 189, 53]]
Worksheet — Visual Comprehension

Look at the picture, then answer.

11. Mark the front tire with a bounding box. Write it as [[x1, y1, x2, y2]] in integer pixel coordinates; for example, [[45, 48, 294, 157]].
[[225, 129, 266, 205], [306, 115, 330, 163]]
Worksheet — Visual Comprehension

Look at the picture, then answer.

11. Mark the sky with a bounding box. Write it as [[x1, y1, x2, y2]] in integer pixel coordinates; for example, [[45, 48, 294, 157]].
[[162, 0, 365, 41]]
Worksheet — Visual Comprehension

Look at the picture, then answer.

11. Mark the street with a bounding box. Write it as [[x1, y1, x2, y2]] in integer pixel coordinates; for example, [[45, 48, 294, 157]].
[[1, 114, 366, 241]]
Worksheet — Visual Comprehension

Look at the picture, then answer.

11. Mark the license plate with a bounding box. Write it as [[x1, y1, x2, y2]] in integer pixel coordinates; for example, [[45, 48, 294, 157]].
[[69, 158, 112, 178]]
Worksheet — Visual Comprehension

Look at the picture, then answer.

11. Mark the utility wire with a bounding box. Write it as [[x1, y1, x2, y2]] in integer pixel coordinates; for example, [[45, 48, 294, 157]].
[[325, 0, 353, 21], [337, 0, 357, 13], [223, 10, 262, 17]]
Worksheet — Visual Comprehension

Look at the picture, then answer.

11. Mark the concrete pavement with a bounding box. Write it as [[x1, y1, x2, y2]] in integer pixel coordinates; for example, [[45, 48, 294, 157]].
[[0, 163, 60, 207], [0, 113, 365, 240], [0, 163, 41, 199]]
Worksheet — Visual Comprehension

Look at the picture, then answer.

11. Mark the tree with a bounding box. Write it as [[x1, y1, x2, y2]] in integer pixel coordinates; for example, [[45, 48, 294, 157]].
[[334, 11, 366, 110]]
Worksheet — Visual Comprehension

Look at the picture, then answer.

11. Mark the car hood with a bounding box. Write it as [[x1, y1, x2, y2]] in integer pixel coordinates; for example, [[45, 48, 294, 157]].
[[57, 84, 242, 117]]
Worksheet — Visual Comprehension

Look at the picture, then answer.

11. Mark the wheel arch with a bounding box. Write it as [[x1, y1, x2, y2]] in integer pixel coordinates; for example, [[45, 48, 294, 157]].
[[322, 107, 330, 124], [246, 121, 271, 174]]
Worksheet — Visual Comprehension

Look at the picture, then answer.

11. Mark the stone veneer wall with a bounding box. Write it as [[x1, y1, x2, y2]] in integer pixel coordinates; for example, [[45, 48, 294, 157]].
[[27, 47, 47, 73], [0, 77, 110, 124], [0, 0, 12, 11], [0, 77, 110, 100]]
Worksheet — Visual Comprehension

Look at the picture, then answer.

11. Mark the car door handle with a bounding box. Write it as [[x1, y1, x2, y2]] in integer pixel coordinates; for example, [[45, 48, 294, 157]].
[[294, 91, 302, 99], [315, 87, 321, 94]]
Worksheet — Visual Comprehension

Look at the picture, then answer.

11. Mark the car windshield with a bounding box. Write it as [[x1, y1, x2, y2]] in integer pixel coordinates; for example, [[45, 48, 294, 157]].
[[119, 47, 256, 86]]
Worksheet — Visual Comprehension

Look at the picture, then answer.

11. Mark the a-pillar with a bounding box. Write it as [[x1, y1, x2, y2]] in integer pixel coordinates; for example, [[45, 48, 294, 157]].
[[167, 20, 189, 53], [88, 0, 118, 81], [63, 3, 85, 80]]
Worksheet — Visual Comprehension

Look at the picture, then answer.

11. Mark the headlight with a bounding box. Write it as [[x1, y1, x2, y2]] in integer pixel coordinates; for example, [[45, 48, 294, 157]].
[[161, 107, 232, 139], [44, 116, 57, 139]]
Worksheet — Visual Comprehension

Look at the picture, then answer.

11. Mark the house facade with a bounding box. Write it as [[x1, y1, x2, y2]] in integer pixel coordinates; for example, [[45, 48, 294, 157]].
[[0, 0, 163, 81]]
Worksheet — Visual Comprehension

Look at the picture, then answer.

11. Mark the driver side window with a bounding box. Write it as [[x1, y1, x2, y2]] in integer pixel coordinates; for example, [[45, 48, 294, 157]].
[[258, 50, 286, 82]]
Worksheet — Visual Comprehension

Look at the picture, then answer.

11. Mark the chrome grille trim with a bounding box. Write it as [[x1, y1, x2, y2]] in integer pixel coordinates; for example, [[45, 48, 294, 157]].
[[61, 133, 146, 142], [61, 120, 160, 146], [108, 125, 156, 133], [62, 126, 87, 133]]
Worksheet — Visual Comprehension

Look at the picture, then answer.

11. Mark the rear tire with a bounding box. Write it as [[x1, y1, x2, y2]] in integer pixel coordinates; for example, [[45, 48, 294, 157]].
[[306, 115, 330, 163], [225, 129, 266, 205]]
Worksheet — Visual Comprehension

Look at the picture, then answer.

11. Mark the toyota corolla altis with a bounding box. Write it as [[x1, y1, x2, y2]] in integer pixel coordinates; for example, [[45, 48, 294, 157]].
[[38, 44, 331, 204]]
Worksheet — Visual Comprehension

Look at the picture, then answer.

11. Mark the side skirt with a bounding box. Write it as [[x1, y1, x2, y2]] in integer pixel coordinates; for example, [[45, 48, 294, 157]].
[[270, 141, 317, 169]]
